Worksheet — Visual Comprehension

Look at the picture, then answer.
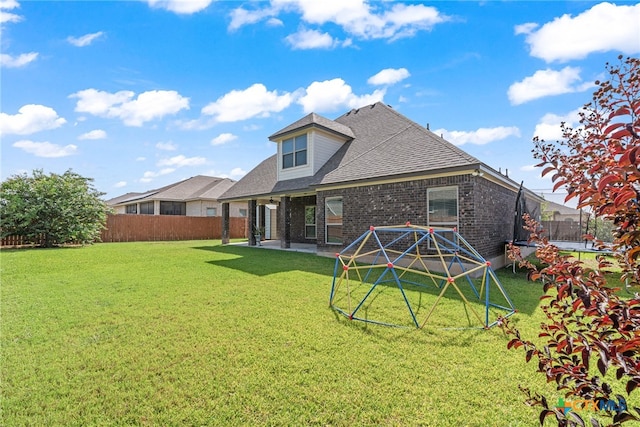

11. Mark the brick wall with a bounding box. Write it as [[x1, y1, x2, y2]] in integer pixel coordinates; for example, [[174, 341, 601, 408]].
[[315, 176, 539, 260], [288, 195, 317, 244]]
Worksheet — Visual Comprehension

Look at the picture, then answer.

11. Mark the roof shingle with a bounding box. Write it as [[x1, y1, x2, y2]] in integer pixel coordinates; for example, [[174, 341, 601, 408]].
[[220, 102, 485, 201]]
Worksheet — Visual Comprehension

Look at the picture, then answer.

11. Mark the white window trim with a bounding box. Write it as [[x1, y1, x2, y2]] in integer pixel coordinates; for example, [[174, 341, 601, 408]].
[[427, 186, 459, 228], [427, 186, 459, 249], [325, 196, 343, 245], [282, 134, 308, 169], [305, 205, 317, 239]]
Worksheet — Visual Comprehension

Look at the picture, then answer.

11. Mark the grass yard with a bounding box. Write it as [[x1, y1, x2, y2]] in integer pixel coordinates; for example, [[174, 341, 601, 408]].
[[0, 240, 630, 426]]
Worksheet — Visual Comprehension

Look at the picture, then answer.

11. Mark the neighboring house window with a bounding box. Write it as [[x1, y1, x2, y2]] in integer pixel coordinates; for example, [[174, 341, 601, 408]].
[[239, 208, 247, 217], [305, 205, 316, 239], [160, 201, 186, 215], [139, 201, 154, 215], [282, 134, 307, 169], [206, 207, 217, 217], [325, 197, 343, 244], [125, 204, 137, 214]]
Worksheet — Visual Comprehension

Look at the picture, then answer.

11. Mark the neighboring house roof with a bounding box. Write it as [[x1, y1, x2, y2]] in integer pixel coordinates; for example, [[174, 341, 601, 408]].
[[543, 200, 583, 216], [220, 102, 527, 201], [107, 175, 236, 206]]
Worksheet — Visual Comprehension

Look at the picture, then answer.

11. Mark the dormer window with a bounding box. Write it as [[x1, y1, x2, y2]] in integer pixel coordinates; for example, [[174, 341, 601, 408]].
[[282, 134, 307, 169]]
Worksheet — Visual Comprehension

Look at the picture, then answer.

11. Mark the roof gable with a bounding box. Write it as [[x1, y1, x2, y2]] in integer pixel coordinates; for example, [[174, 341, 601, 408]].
[[269, 112, 355, 141]]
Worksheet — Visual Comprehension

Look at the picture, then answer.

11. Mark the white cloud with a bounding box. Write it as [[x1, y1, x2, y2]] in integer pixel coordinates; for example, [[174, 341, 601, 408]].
[[532, 109, 582, 141], [518, 2, 640, 62], [136, 157, 146, 162], [434, 126, 521, 146], [243, 124, 262, 131], [368, 67, 410, 86], [229, 167, 246, 178], [285, 28, 337, 50], [67, 31, 104, 47], [146, 0, 213, 14], [211, 133, 238, 146], [114, 181, 127, 188], [0, 0, 22, 25], [0, 52, 38, 68], [520, 164, 538, 172], [231, 1, 449, 42], [70, 88, 189, 126], [78, 129, 107, 140], [156, 141, 177, 151], [0, 104, 66, 135], [514, 22, 537, 35], [157, 154, 206, 167], [266, 18, 283, 27], [13, 140, 77, 157], [298, 78, 385, 113], [140, 168, 175, 183], [208, 167, 248, 179], [229, 6, 278, 31], [507, 66, 594, 105], [202, 83, 293, 122]]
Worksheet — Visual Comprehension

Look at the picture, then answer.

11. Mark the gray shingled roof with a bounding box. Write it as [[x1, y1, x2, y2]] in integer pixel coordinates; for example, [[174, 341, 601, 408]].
[[316, 103, 480, 185], [220, 102, 483, 201], [107, 175, 236, 205], [269, 112, 355, 140], [215, 155, 281, 200]]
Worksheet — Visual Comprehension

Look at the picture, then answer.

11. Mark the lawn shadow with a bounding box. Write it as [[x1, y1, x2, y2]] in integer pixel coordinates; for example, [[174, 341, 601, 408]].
[[330, 266, 541, 322], [330, 307, 489, 345], [192, 244, 335, 278]]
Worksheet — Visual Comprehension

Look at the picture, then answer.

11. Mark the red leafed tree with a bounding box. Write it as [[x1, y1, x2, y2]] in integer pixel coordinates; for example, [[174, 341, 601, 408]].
[[500, 56, 640, 427]]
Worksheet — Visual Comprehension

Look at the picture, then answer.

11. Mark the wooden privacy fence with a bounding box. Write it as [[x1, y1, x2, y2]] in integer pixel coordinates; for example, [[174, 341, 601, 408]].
[[0, 235, 38, 247], [1, 216, 248, 246], [100, 214, 248, 242]]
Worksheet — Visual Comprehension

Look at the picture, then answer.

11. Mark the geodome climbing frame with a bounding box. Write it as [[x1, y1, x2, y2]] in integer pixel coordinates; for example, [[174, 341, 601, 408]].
[[329, 223, 516, 329]]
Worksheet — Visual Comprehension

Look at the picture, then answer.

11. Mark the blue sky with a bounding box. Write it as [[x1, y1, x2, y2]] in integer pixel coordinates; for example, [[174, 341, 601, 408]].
[[1, 1, 639, 204]]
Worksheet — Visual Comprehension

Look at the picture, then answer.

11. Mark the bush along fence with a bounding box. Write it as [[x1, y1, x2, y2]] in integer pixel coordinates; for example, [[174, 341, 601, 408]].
[[1, 215, 248, 247]]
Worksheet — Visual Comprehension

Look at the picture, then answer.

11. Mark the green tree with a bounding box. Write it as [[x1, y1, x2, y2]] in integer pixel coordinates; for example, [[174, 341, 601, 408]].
[[0, 169, 110, 247]]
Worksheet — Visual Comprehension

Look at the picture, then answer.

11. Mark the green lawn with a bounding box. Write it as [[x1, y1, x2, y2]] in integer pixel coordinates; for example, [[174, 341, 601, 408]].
[[0, 240, 610, 426]]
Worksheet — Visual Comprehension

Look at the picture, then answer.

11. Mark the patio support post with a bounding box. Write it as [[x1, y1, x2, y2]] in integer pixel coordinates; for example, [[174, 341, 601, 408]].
[[248, 199, 257, 246], [281, 196, 291, 249], [221, 202, 230, 244]]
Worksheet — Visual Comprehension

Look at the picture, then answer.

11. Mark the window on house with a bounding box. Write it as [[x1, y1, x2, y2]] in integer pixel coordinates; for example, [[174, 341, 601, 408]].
[[139, 201, 154, 215], [159, 201, 186, 215], [282, 134, 307, 169], [428, 186, 458, 228], [239, 208, 247, 217], [125, 204, 137, 214], [305, 205, 316, 239], [206, 207, 217, 217], [428, 187, 458, 248], [325, 197, 343, 244]]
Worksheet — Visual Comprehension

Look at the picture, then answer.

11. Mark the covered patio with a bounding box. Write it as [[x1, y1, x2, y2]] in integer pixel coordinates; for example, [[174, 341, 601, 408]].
[[228, 239, 317, 254]]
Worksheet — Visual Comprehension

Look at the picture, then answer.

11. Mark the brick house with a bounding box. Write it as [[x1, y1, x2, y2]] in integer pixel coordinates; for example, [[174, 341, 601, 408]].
[[219, 102, 542, 267], [107, 175, 247, 218]]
